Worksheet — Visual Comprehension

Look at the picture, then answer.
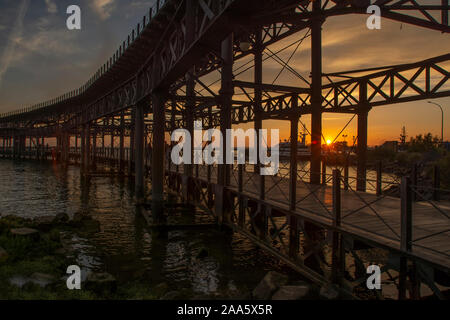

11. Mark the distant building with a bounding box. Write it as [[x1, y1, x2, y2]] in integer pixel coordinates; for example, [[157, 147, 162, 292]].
[[382, 141, 399, 153], [333, 141, 348, 153]]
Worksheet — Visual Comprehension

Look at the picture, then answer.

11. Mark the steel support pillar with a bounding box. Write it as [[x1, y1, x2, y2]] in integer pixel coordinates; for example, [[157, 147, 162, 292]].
[[217, 34, 233, 226], [254, 29, 265, 201], [183, 72, 195, 201], [67, 133, 71, 164], [183, 0, 196, 200], [101, 122, 105, 161], [41, 137, 45, 160], [13, 135, 17, 159], [357, 82, 369, 192], [135, 102, 146, 202], [28, 136, 32, 158], [119, 112, 125, 172], [128, 109, 135, 174], [19, 135, 25, 159], [81, 126, 86, 170], [74, 134, 78, 163], [305, 0, 325, 273], [289, 113, 300, 259], [57, 134, 62, 161], [310, 0, 323, 185], [152, 91, 167, 218], [110, 119, 115, 165], [92, 127, 97, 169], [82, 124, 91, 173], [63, 132, 70, 164]]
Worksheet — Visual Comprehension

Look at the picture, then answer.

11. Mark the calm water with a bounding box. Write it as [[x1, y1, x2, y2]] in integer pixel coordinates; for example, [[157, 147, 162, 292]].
[[0, 159, 299, 296]]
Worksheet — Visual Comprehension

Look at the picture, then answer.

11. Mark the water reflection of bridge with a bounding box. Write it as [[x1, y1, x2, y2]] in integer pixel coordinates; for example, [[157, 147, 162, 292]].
[[0, 0, 449, 299]]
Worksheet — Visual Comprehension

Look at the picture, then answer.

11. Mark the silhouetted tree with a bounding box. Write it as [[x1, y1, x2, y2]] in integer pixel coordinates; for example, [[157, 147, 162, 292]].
[[408, 133, 440, 153]]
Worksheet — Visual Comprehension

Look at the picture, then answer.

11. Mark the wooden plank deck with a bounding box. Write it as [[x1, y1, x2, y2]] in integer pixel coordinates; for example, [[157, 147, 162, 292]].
[[183, 165, 450, 271]]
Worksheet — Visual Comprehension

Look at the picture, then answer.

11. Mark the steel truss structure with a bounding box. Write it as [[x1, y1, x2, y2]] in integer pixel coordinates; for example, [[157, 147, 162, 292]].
[[0, 0, 449, 299]]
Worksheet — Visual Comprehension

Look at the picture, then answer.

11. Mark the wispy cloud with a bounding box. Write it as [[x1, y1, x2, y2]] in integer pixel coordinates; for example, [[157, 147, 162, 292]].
[[13, 29, 81, 62], [44, 0, 57, 14], [0, 0, 29, 89], [90, 0, 116, 20]]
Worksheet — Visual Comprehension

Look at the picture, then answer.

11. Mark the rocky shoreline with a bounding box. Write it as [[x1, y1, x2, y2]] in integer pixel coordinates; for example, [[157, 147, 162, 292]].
[[0, 214, 333, 300]]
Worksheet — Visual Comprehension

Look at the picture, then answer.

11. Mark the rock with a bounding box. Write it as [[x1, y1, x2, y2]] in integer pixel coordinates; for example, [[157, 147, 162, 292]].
[[33, 216, 55, 226], [29, 273, 57, 288], [54, 213, 69, 224], [272, 285, 311, 300], [81, 219, 101, 233], [253, 271, 289, 300], [319, 284, 340, 300], [153, 282, 169, 297], [10, 227, 39, 240], [160, 291, 181, 300], [69, 212, 85, 226], [9, 275, 30, 288], [0, 246, 8, 263], [32, 213, 68, 230], [85, 272, 117, 294], [196, 247, 209, 259], [8, 273, 56, 289]]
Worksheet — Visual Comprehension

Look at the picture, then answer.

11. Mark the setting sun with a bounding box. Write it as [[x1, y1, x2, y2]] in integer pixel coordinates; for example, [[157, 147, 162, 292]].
[[326, 139, 332, 145]]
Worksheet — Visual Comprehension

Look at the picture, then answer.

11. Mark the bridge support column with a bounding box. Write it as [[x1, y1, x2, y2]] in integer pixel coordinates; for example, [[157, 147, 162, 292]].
[[357, 111, 368, 192], [36, 136, 40, 160], [20, 136, 26, 159], [332, 169, 344, 285], [357, 81, 370, 192], [119, 112, 125, 172], [13, 136, 17, 159], [182, 0, 196, 202], [310, 1, 323, 185], [152, 91, 167, 219], [42, 137, 45, 160], [81, 127, 86, 171], [74, 134, 78, 164], [61, 133, 65, 163], [110, 117, 115, 167], [182, 72, 195, 202], [16, 136, 21, 159], [289, 113, 300, 259], [135, 102, 146, 203], [3, 136, 7, 158], [62, 132, 70, 165], [81, 124, 91, 173], [87, 125, 92, 170], [4, 137, 7, 158], [28, 136, 32, 159], [66, 133, 71, 164], [217, 34, 233, 226], [254, 29, 265, 202], [129, 110, 135, 174], [58, 135, 61, 162], [92, 128, 97, 169], [101, 122, 105, 163], [305, 0, 325, 273], [57, 134, 62, 161]]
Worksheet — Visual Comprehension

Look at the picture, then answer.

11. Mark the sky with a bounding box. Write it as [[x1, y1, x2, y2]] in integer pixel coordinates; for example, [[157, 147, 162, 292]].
[[0, 0, 449, 146]]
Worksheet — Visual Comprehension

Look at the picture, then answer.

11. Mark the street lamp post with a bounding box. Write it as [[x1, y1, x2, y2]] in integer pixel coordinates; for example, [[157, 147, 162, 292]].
[[428, 101, 444, 144]]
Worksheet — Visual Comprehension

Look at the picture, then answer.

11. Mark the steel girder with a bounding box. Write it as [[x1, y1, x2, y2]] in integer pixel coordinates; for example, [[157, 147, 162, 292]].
[[0, 0, 448, 132]]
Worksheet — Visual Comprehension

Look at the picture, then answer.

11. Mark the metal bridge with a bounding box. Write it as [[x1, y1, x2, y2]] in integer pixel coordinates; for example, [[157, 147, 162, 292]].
[[0, 0, 450, 299]]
